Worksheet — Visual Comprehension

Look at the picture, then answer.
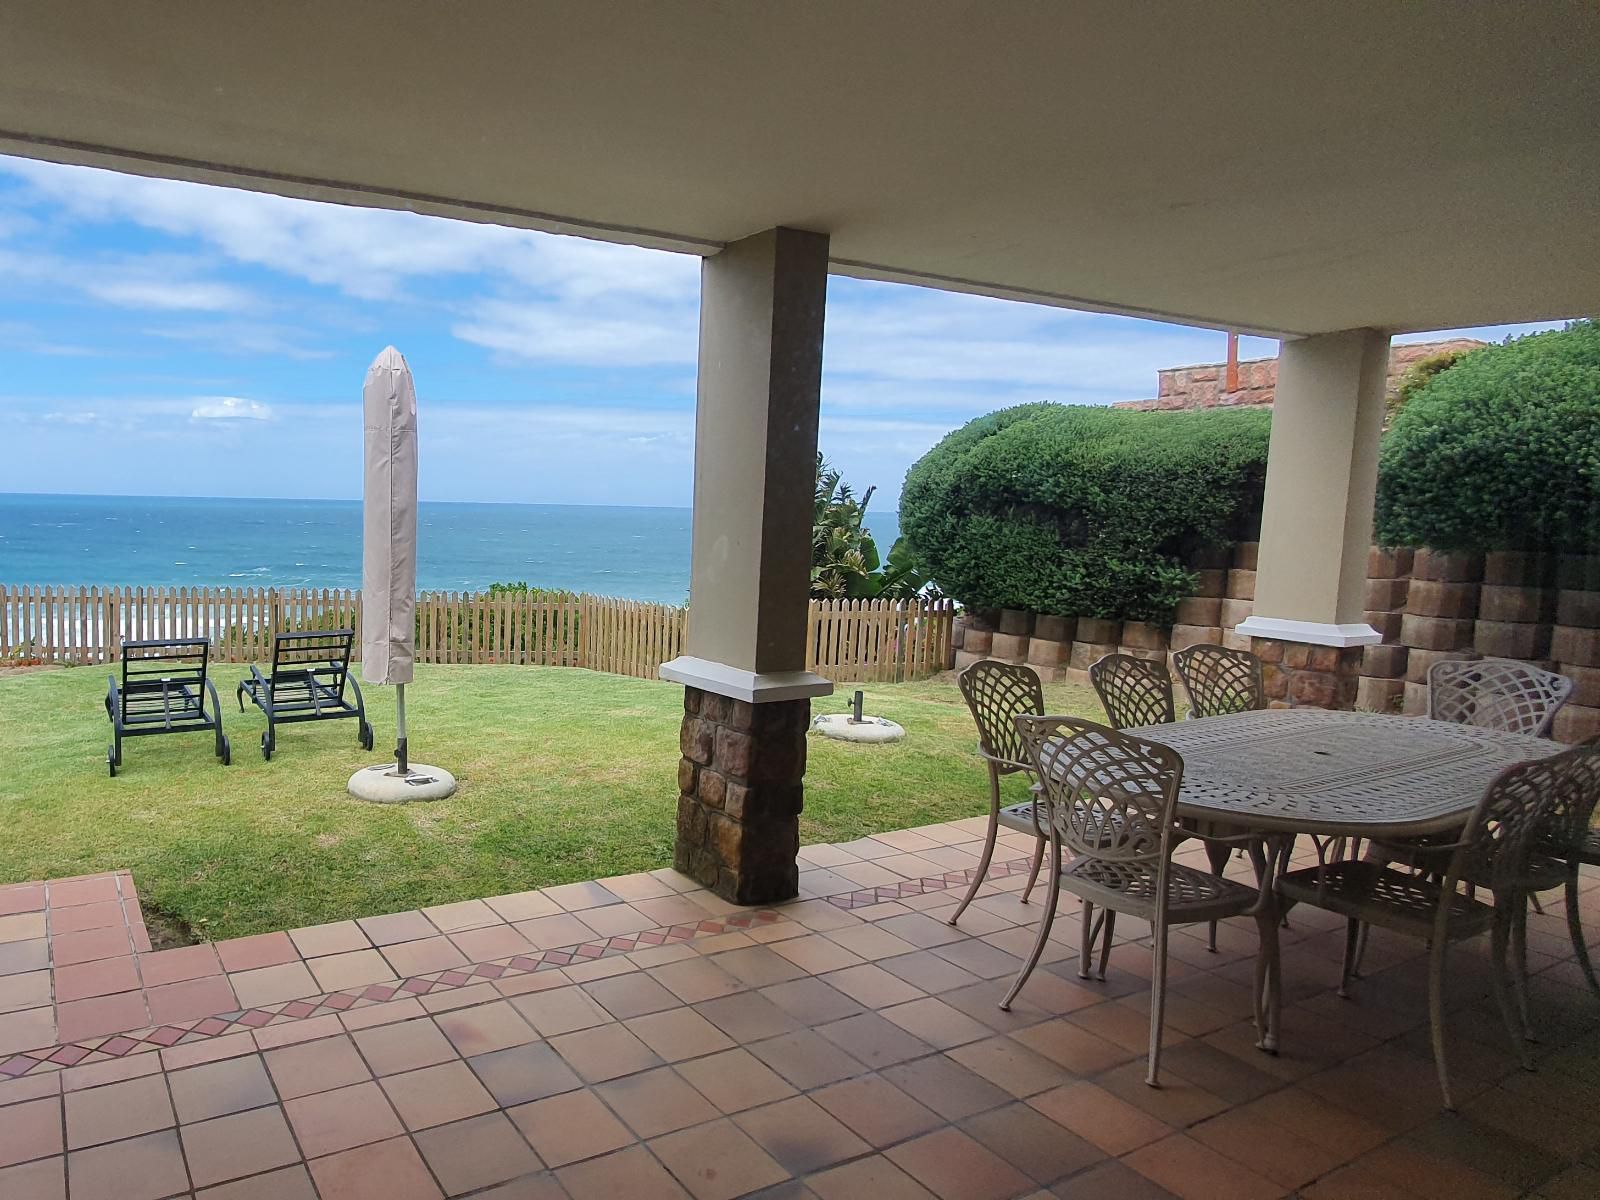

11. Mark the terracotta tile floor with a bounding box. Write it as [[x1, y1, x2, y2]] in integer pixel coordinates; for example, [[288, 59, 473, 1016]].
[[1, 822, 1598, 1198]]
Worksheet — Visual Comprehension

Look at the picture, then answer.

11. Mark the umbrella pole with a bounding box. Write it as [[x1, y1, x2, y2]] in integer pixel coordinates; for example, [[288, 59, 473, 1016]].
[[395, 683, 408, 775]]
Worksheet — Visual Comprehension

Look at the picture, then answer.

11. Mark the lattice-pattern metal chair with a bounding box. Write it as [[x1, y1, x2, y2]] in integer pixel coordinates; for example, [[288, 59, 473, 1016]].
[[1089, 653, 1175, 730], [1004, 716, 1270, 1086], [948, 661, 1049, 927], [1171, 643, 1267, 718], [1428, 656, 1573, 737], [1275, 748, 1577, 1109]]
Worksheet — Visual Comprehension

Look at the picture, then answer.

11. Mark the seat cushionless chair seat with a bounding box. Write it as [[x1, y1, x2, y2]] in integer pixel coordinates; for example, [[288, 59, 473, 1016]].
[[1064, 857, 1258, 922], [1277, 860, 1495, 939]]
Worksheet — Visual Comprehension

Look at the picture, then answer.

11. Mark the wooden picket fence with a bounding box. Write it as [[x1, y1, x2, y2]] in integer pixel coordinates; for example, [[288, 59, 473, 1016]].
[[0, 585, 954, 683]]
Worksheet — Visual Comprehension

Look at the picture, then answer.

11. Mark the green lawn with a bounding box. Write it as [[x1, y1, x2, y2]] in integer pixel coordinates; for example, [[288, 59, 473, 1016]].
[[0, 663, 1098, 938]]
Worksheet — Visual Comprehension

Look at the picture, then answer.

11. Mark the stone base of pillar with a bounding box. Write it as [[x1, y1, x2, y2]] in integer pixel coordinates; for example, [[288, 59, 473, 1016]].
[[1252, 638, 1364, 710], [675, 687, 807, 905]]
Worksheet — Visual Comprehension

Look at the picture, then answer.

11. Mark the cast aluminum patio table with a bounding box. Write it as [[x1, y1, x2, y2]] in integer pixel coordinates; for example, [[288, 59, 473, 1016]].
[[1115, 708, 1562, 1051]]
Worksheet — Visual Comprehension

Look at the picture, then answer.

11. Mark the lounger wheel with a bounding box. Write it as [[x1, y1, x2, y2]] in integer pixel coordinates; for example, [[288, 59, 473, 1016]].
[[359, 721, 374, 751], [261, 732, 274, 761], [107, 744, 117, 778], [219, 736, 231, 767]]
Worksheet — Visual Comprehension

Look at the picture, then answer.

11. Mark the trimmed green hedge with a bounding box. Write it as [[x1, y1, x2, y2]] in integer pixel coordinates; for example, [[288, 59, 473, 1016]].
[[1376, 321, 1600, 553], [900, 404, 1270, 623]]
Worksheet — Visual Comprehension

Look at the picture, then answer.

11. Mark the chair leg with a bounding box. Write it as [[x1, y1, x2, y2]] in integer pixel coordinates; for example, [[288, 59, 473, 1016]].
[[1146, 916, 1169, 1087], [1253, 907, 1281, 1053], [1001, 835, 1061, 1011], [1020, 832, 1046, 905], [1078, 902, 1095, 980], [1203, 841, 1230, 952], [1510, 894, 1535, 1041], [1338, 918, 1361, 999], [1426, 935, 1455, 1110], [1097, 910, 1117, 981], [1565, 866, 1600, 998], [948, 765, 1002, 927], [1489, 907, 1534, 1071]]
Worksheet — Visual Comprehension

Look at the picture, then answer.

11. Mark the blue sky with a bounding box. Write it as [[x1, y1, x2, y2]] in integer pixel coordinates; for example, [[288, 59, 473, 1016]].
[[0, 155, 1562, 516]]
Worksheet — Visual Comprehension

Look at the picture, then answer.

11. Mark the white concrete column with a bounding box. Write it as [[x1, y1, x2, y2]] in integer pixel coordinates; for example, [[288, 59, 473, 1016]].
[[660, 227, 834, 703], [1236, 329, 1388, 648]]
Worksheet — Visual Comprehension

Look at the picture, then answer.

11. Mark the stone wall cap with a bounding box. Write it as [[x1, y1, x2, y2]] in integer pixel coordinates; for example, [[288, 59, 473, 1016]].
[[660, 656, 835, 703], [1236, 616, 1383, 648]]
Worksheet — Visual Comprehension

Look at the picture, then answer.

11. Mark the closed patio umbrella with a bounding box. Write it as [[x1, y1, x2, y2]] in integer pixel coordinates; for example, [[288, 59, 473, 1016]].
[[348, 346, 455, 802]]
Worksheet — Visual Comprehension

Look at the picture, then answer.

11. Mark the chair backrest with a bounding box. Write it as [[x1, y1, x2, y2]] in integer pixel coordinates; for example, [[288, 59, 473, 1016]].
[[1533, 737, 1600, 861], [1457, 743, 1597, 891], [1427, 656, 1574, 738], [118, 638, 209, 714], [271, 629, 355, 695], [1089, 653, 1175, 729], [1014, 714, 1184, 863], [1171, 643, 1266, 717], [958, 659, 1045, 772]]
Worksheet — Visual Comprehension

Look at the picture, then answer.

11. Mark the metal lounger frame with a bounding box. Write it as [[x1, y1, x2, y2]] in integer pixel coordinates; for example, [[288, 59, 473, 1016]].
[[237, 629, 372, 760], [104, 637, 230, 775]]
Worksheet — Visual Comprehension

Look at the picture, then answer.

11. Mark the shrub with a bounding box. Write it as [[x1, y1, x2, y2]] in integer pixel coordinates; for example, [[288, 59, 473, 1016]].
[[1375, 321, 1600, 553], [900, 404, 1271, 623]]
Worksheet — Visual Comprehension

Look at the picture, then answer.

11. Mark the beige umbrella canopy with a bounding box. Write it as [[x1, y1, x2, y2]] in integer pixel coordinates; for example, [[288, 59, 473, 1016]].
[[350, 347, 455, 801]]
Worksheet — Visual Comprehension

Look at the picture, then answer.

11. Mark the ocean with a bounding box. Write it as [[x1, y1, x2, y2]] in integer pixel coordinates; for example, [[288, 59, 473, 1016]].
[[0, 493, 901, 604]]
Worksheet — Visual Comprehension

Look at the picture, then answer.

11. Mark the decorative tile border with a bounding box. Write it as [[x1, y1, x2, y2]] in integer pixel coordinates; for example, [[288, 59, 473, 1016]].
[[1, 908, 782, 1079], [825, 854, 1036, 911]]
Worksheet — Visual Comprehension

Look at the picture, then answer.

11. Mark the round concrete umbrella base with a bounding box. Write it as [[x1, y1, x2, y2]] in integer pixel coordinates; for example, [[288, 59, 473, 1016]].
[[348, 763, 458, 803], [813, 714, 906, 744]]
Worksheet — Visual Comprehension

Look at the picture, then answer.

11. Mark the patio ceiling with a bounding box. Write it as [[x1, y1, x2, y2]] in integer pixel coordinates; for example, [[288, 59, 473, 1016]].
[[1, 2, 1596, 337]]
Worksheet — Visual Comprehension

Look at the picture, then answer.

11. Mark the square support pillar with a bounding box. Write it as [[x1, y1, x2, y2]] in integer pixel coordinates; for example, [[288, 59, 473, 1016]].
[[1236, 329, 1387, 707], [661, 227, 833, 903]]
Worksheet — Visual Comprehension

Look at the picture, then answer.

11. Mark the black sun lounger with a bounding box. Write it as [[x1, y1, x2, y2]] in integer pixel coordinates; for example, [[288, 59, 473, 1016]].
[[104, 638, 231, 776], [237, 629, 373, 760]]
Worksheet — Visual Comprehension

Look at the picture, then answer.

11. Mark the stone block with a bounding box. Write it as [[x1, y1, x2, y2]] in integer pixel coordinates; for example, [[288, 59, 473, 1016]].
[[989, 632, 1029, 662], [1403, 681, 1429, 716], [1252, 638, 1284, 664], [1368, 546, 1414, 579], [1289, 672, 1340, 708], [953, 648, 986, 672], [1405, 647, 1475, 685], [1169, 624, 1221, 652], [1175, 596, 1222, 626], [1550, 625, 1600, 668], [1121, 621, 1168, 651], [1356, 676, 1405, 713], [680, 718, 714, 765], [1185, 544, 1231, 571], [1405, 579, 1478, 620], [1068, 641, 1117, 671], [1556, 590, 1600, 629], [1222, 629, 1253, 652], [998, 609, 1033, 636], [1033, 614, 1075, 643], [1482, 550, 1549, 587], [950, 621, 966, 650], [963, 627, 994, 655], [1117, 645, 1166, 664], [1560, 663, 1600, 709], [1556, 555, 1600, 591], [1040, 666, 1070, 684], [1063, 667, 1091, 688], [1190, 569, 1227, 598], [1553, 704, 1600, 745], [1364, 578, 1409, 612], [697, 769, 727, 810], [1232, 541, 1260, 571], [1219, 598, 1254, 629], [1262, 663, 1288, 700], [1473, 620, 1550, 660], [1226, 569, 1257, 601], [1400, 614, 1476, 651], [1362, 643, 1409, 679], [1283, 643, 1312, 669], [1365, 610, 1403, 641], [1025, 637, 1070, 668], [1076, 617, 1122, 645], [1478, 584, 1554, 624], [1411, 549, 1483, 583], [677, 758, 697, 795]]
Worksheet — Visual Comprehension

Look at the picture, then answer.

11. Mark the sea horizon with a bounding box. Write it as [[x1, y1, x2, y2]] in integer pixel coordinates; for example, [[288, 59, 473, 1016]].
[[0, 492, 901, 604]]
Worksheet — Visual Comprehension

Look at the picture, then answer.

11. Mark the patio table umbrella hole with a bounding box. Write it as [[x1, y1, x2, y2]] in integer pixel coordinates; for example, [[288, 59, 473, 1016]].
[[346, 345, 456, 804]]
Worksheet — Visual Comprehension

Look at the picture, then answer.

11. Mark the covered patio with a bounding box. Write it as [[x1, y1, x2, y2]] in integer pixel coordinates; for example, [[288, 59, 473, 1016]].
[[2, 2, 1598, 1196]]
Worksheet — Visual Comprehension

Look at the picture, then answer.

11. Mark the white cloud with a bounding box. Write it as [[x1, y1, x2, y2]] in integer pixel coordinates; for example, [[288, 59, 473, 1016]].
[[453, 299, 697, 368], [190, 397, 273, 421], [86, 277, 255, 312]]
